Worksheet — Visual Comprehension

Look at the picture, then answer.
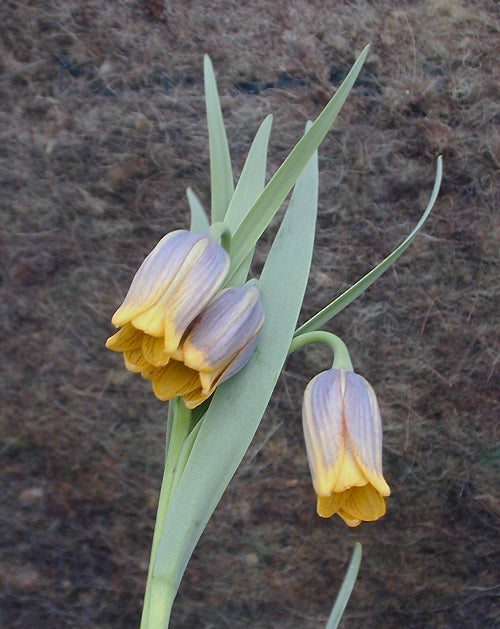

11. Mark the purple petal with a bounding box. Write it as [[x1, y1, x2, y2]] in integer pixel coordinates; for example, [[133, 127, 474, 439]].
[[302, 369, 345, 497], [343, 371, 390, 497], [183, 283, 264, 371]]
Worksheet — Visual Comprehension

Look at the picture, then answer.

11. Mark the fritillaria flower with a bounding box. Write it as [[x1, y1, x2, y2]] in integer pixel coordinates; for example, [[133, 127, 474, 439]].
[[150, 281, 264, 408], [108, 230, 230, 354], [106, 231, 264, 408], [302, 368, 390, 527]]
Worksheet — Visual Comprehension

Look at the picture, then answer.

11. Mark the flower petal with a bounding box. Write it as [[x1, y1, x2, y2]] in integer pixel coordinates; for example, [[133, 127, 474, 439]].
[[105, 323, 143, 352], [151, 360, 201, 402], [338, 484, 386, 522], [123, 347, 149, 374], [343, 371, 391, 497], [183, 283, 264, 372], [316, 489, 351, 518], [302, 370, 345, 497], [217, 335, 260, 385], [332, 438, 369, 493], [183, 387, 212, 410], [112, 231, 202, 328], [141, 334, 171, 367], [196, 334, 261, 399], [157, 238, 230, 352], [336, 512, 362, 528]]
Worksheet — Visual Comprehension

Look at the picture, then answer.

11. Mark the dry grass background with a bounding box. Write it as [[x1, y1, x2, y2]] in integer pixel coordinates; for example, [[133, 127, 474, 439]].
[[1, 1, 499, 627]]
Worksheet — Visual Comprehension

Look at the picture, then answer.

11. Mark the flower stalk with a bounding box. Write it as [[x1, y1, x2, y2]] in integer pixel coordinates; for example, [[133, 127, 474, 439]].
[[208, 221, 232, 254], [140, 398, 193, 629], [289, 331, 353, 371]]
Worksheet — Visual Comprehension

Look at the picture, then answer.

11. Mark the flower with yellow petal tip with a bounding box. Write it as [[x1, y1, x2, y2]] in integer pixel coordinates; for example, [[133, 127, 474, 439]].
[[302, 368, 390, 527], [109, 229, 230, 354], [152, 281, 264, 409], [106, 246, 264, 410]]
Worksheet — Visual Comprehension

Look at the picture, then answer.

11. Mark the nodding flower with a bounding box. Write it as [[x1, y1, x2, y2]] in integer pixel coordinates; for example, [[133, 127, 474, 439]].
[[106, 232, 263, 409], [302, 368, 390, 527], [179, 281, 264, 405], [147, 281, 263, 409], [108, 230, 230, 355]]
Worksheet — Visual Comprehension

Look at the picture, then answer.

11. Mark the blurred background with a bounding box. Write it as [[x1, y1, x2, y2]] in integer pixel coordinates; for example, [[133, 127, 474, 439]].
[[1, 1, 498, 627]]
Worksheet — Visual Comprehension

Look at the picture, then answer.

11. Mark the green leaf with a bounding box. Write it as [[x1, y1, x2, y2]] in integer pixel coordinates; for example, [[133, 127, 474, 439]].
[[151, 136, 319, 601], [325, 543, 362, 629], [204, 55, 234, 223], [224, 115, 273, 233], [228, 45, 370, 276], [187, 187, 210, 233], [295, 156, 443, 336], [224, 114, 273, 285]]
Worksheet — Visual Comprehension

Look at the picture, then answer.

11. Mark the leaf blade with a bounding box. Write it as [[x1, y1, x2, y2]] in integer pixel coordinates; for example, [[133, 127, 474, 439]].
[[295, 156, 443, 336], [224, 114, 273, 285], [228, 45, 370, 276], [204, 55, 234, 223], [325, 543, 362, 629], [224, 114, 273, 233], [187, 187, 210, 233]]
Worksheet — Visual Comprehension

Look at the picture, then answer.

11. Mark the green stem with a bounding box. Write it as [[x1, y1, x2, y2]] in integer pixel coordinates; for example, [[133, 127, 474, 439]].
[[140, 399, 193, 629], [208, 221, 232, 253], [289, 331, 353, 371], [143, 578, 176, 629]]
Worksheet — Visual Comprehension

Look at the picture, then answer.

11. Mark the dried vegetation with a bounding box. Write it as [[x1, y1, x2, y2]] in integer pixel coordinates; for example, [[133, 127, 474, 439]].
[[0, 0, 499, 627]]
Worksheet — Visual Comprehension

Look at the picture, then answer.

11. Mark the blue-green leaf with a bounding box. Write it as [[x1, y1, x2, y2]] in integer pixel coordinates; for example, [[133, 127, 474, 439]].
[[295, 156, 443, 336], [187, 187, 210, 233], [224, 114, 273, 285], [228, 45, 370, 277], [204, 55, 234, 223], [224, 114, 273, 233], [325, 543, 362, 629]]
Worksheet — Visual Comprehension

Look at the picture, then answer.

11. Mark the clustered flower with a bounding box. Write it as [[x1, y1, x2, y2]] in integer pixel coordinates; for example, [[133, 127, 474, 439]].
[[106, 230, 264, 409], [107, 229, 390, 527]]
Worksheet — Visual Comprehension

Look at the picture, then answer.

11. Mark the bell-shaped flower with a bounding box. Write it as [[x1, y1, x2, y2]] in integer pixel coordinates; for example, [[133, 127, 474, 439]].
[[151, 281, 264, 408], [108, 229, 230, 355], [302, 368, 390, 527]]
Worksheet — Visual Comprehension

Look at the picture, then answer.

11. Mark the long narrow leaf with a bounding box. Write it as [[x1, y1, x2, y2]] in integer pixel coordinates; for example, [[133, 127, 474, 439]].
[[187, 187, 210, 233], [295, 156, 443, 336], [204, 55, 234, 223], [224, 114, 273, 232], [152, 141, 319, 599], [228, 45, 369, 277], [325, 543, 362, 629], [224, 114, 273, 285]]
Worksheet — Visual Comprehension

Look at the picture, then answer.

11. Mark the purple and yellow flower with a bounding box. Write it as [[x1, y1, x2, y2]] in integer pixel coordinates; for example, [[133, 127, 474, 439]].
[[108, 230, 230, 354], [302, 368, 390, 527], [106, 231, 263, 408], [181, 281, 264, 402], [147, 282, 264, 408]]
